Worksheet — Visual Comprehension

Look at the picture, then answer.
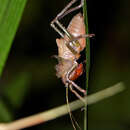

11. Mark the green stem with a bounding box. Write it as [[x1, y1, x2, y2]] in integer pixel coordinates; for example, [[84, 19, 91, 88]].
[[0, 82, 125, 130], [83, 0, 90, 130]]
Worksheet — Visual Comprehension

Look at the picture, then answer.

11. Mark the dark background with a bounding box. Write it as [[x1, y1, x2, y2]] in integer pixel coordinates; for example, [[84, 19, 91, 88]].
[[0, 0, 130, 130]]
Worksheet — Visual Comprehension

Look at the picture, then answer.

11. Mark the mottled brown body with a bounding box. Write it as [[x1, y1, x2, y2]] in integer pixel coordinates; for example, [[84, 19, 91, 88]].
[[55, 13, 85, 84]]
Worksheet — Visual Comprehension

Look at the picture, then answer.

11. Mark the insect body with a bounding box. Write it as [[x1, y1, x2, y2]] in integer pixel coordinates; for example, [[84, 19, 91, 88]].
[[55, 13, 86, 93], [50, 0, 94, 100]]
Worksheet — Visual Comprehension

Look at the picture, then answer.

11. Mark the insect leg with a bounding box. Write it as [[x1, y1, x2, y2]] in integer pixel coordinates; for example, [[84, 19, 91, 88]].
[[51, 20, 76, 54], [51, 0, 79, 23], [50, 0, 78, 38], [50, 18, 72, 39], [65, 34, 95, 55], [68, 84, 85, 103], [69, 34, 95, 43], [50, 0, 84, 38], [60, 0, 84, 20], [67, 78, 86, 95], [66, 61, 86, 95], [55, 20, 72, 38], [50, 21, 65, 38]]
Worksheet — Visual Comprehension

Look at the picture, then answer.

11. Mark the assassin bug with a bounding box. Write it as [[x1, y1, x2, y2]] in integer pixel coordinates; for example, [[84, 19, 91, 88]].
[[50, 0, 94, 101]]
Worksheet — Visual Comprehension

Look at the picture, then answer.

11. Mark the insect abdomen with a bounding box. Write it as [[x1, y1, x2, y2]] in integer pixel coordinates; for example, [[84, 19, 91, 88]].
[[67, 13, 86, 51]]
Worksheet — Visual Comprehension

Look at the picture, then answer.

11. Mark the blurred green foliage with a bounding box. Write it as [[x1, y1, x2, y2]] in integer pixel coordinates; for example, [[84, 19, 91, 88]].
[[0, 72, 30, 122], [0, 0, 130, 130], [0, 100, 13, 122], [0, 0, 27, 122], [4, 72, 31, 109], [0, 0, 27, 76]]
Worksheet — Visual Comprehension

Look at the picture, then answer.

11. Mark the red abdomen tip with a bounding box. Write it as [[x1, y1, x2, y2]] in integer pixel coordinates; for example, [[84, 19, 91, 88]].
[[70, 63, 83, 81]]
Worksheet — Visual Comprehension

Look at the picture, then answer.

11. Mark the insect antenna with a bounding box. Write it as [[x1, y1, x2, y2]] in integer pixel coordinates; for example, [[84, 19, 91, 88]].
[[66, 85, 81, 130]]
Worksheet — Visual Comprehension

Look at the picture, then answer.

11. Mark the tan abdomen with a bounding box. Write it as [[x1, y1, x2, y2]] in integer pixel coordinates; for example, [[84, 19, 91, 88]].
[[67, 13, 86, 51]]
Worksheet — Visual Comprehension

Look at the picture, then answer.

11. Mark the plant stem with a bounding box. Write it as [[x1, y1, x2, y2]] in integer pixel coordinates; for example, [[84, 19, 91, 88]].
[[83, 0, 90, 129], [0, 82, 125, 130]]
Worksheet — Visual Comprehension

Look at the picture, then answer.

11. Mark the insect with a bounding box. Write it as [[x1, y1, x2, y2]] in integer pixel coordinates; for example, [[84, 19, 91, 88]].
[[50, 0, 94, 101]]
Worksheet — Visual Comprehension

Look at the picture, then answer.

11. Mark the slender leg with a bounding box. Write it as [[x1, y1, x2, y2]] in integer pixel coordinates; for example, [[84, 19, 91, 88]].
[[50, 19, 72, 39], [59, 0, 84, 20], [69, 84, 85, 103], [50, 22, 65, 38], [65, 61, 86, 95], [54, 22, 95, 43], [51, 0, 83, 23], [69, 34, 95, 43], [66, 82, 85, 102], [65, 34, 95, 55], [55, 20, 72, 38], [50, 0, 84, 38], [50, 23, 95, 55]]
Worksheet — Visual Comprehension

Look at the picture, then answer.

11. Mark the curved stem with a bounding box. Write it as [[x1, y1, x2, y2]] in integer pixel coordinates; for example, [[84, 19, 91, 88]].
[[0, 82, 125, 130]]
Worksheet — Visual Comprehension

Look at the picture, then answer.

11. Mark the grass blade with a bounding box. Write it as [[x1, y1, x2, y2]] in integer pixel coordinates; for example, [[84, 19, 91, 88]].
[[83, 0, 90, 130], [83, 0, 90, 89], [0, 0, 27, 76]]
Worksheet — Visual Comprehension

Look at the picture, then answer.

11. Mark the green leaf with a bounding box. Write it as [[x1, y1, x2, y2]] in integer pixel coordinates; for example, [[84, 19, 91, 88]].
[[4, 72, 31, 109], [0, 0, 27, 76], [0, 100, 13, 122]]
